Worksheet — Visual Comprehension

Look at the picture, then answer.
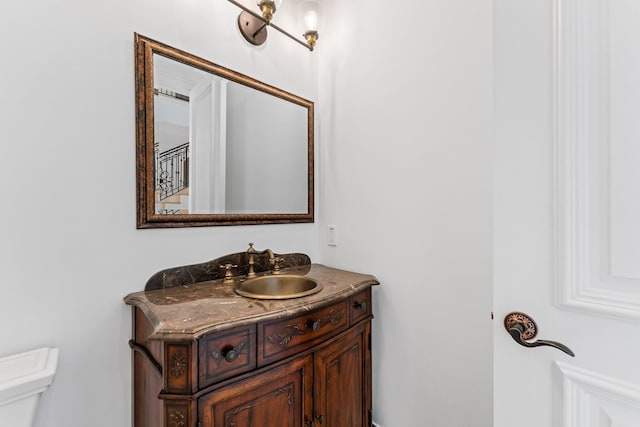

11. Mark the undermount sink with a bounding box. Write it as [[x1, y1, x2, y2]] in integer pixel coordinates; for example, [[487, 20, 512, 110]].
[[234, 274, 323, 300]]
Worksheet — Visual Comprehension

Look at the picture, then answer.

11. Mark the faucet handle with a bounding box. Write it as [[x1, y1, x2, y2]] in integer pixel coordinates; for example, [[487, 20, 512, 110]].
[[219, 263, 238, 282], [272, 257, 285, 274]]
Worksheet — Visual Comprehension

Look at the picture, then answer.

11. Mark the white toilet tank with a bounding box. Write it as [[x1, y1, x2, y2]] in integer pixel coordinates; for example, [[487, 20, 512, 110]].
[[0, 347, 59, 427]]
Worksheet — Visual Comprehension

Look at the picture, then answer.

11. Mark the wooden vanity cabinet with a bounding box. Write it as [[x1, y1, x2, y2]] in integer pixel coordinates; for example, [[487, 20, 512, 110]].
[[130, 287, 373, 427], [197, 320, 371, 427]]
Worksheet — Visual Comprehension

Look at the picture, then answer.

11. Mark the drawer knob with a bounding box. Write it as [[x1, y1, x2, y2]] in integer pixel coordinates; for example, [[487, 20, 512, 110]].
[[309, 319, 321, 331], [222, 348, 239, 363], [353, 300, 367, 310]]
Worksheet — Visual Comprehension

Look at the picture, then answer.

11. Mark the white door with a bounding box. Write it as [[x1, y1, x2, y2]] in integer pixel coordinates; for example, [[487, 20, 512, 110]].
[[190, 78, 227, 214], [494, 0, 640, 426]]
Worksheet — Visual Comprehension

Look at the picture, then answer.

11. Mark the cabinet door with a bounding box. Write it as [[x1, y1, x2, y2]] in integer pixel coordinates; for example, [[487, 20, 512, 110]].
[[198, 355, 314, 427], [314, 321, 371, 427]]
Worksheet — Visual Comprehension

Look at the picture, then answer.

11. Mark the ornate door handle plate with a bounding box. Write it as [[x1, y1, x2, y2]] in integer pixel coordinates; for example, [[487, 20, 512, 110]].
[[503, 312, 575, 357]]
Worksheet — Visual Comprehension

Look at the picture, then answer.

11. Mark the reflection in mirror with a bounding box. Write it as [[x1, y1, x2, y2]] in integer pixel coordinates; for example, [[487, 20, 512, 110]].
[[135, 34, 314, 228]]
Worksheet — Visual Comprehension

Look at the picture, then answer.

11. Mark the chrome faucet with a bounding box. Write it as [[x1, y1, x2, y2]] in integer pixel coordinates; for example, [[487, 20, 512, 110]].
[[246, 243, 275, 278]]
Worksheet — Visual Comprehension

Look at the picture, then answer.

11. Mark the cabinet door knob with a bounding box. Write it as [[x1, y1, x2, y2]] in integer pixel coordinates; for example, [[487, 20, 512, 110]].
[[353, 300, 367, 310], [316, 414, 324, 424]]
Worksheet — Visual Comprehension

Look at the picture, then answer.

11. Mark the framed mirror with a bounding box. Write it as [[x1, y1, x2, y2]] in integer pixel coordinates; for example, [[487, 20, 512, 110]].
[[135, 34, 314, 228]]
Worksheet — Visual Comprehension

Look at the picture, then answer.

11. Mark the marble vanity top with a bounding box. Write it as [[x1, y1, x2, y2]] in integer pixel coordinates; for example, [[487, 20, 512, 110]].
[[124, 264, 379, 341]]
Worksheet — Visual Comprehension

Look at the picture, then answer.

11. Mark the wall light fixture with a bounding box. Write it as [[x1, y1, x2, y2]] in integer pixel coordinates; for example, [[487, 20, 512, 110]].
[[227, 0, 320, 51]]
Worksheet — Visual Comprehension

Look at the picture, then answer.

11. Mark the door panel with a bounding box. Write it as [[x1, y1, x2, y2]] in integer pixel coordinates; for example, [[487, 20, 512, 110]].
[[314, 322, 368, 427], [555, 0, 640, 320], [557, 362, 640, 426], [494, 0, 640, 425], [198, 355, 313, 427]]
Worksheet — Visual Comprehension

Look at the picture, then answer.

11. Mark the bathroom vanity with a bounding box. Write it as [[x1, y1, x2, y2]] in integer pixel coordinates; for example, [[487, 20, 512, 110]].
[[124, 250, 378, 427]]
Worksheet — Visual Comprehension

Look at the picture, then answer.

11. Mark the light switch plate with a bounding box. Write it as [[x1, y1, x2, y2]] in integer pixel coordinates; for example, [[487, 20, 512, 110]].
[[327, 225, 337, 246]]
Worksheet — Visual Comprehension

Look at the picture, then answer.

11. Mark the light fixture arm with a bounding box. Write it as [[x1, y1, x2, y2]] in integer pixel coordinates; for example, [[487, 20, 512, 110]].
[[227, 0, 315, 51], [252, 22, 268, 39], [270, 20, 314, 51]]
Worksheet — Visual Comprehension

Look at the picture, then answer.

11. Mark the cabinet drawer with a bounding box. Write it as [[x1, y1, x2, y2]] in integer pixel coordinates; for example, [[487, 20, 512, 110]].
[[349, 288, 372, 325], [198, 325, 256, 388], [258, 300, 349, 366]]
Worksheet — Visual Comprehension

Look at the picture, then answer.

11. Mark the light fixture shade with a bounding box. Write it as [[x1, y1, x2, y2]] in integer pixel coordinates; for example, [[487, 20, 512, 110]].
[[303, 10, 318, 31], [299, 0, 320, 32]]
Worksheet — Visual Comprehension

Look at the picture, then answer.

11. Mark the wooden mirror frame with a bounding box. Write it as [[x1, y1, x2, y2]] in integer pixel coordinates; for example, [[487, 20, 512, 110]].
[[135, 34, 314, 228]]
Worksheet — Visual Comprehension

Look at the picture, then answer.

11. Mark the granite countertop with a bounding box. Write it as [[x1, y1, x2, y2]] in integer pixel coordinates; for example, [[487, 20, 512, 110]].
[[124, 264, 379, 341]]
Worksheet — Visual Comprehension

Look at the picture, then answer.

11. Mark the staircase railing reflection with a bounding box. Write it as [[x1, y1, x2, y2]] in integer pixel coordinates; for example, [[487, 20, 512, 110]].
[[155, 142, 189, 201]]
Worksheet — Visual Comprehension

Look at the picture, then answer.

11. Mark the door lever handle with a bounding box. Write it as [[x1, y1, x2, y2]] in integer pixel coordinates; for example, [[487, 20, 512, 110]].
[[504, 312, 575, 357]]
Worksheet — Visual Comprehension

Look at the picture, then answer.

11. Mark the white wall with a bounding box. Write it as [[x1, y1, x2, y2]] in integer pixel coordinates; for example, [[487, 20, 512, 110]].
[[0, 1, 318, 426], [317, 0, 493, 425], [226, 83, 308, 213]]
